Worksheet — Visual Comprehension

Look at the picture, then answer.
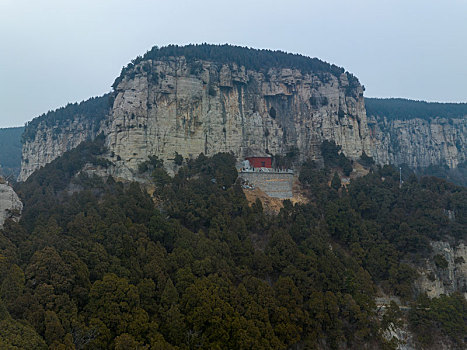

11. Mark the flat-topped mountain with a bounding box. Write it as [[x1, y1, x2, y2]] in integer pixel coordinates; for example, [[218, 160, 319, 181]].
[[18, 44, 467, 181], [3, 44, 467, 350]]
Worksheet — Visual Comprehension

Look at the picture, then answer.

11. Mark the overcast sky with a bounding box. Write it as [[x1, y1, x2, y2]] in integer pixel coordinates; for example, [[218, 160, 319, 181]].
[[1, 0, 466, 128]]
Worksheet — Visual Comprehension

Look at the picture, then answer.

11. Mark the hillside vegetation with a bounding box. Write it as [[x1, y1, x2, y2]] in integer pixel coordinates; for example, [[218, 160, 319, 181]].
[[22, 94, 111, 143], [415, 161, 467, 188], [0, 138, 465, 349], [112, 43, 359, 89], [365, 98, 467, 121]]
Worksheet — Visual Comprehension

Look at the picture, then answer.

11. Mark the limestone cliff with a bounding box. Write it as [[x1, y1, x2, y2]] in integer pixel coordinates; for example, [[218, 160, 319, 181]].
[[369, 116, 466, 168], [0, 179, 22, 228], [107, 57, 371, 179], [18, 93, 110, 182], [416, 241, 467, 299], [18, 115, 103, 181], [17, 45, 467, 182]]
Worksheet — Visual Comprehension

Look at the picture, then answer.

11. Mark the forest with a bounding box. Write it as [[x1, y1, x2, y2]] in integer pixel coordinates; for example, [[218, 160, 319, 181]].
[[365, 98, 467, 121], [0, 127, 24, 178], [0, 137, 465, 349], [111, 44, 359, 89], [415, 161, 467, 188]]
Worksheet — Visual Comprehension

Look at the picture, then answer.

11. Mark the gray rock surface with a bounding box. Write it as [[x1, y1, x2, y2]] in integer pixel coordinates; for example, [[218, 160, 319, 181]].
[[18, 56, 467, 182], [105, 58, 371, 180], [19, 115, 103, 181], [369, 116, 466, 168], [416, 241, 467, 298], [0, 180, 22, 227]]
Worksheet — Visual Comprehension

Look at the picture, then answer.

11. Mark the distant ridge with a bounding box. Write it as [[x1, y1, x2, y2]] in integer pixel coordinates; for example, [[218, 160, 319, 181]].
[[0, 126, 24, 178], [22, 94, 111, 142], [365, 97, 467, 121]]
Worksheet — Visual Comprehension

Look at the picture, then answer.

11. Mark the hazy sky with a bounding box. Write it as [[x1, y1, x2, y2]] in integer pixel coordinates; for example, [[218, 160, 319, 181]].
[[1, 0, 466, 128]]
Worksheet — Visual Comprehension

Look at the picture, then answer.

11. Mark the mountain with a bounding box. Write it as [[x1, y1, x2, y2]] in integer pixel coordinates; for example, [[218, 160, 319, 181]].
[[0, 126, 24, 179], [19, 44, 371, 181], [1, 44, 466, 349], [17, 45, 466, 183]]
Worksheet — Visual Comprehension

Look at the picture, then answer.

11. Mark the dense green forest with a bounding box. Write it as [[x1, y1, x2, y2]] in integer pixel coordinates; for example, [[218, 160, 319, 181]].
[[0, 127, 24, 178], [112, 44, 359, 89], [0, 137, 465, 349], [365, 98, 467, 121], [22, 94, 111, 143]]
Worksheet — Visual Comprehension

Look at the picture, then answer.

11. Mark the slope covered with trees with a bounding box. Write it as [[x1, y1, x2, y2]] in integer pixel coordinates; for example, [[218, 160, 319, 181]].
[[22, 94, 111, 143], [0, 126, 24, 178], [365, 98, 467, 121], [0, 138, 466, 349], [112, 43, 359, 89], [414, 161, 467, 188]]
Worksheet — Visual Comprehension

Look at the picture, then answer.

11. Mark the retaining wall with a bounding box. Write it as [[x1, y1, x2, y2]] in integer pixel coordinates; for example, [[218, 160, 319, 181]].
[[239, 171, 294, 199]]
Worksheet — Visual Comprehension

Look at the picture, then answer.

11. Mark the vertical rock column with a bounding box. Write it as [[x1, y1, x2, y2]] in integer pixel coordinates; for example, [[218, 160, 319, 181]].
[[0, 181, 23, 228]]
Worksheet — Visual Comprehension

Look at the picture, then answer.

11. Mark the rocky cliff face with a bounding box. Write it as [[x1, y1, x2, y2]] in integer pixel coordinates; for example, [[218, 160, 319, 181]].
[[18, 116, 103, 181], [18, 54, 467, 182], [106, 57, 371, 179], [0, 180, 22, 228], [416, 241, 467, 299], [369, 116, 467, 168]]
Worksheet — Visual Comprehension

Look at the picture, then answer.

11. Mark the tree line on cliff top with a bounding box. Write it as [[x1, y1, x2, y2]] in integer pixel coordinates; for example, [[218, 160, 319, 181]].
[[20, 44, 358, 146], [21, 94, 111, 143], [0, 136, 465, 349], [19, 45, 467, 150], [111, 43, 360, 89], [365, 97, 467, 121]]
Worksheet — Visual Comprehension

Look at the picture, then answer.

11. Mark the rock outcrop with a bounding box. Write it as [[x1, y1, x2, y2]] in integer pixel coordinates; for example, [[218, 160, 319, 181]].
[[106, 57, 371, 179], [0, 179, 22, 228], [17, 49, 467, 182], [19, 116, 103, 181], [416, 241, 467, 298], [369, 116, 467, 168]]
